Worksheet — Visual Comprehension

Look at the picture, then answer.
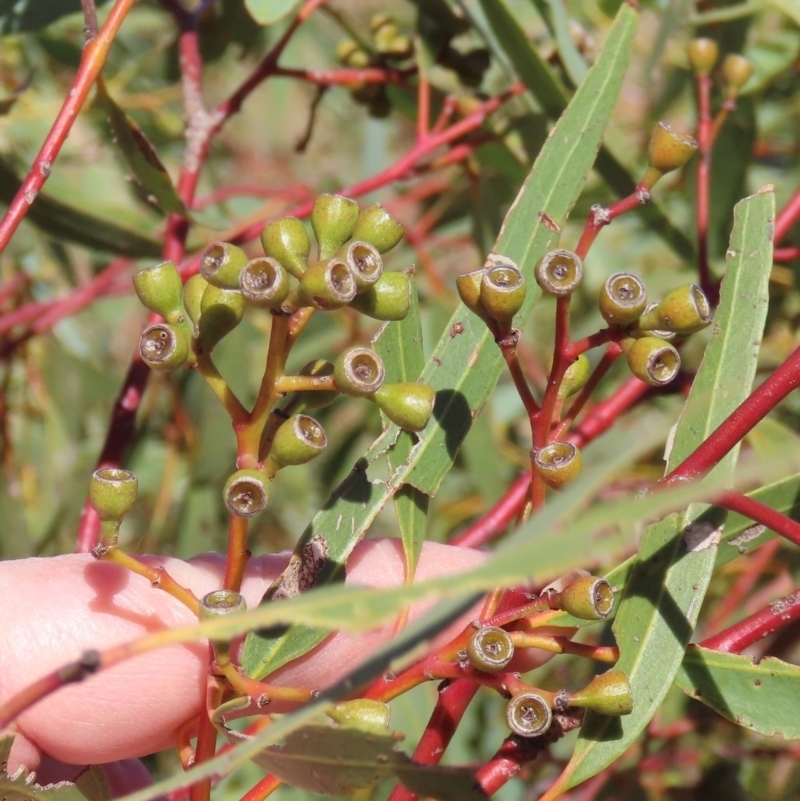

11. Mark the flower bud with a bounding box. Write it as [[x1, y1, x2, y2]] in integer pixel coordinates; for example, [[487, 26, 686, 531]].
[[624, 336, 680, 386], [480, 262, 526, 324], [139, 323, 191, 371], [567, 670, 633, 716], [535, 250, 583, 296], [350, 271, 410, 321], [334, 346, 386, 397], [645, 122, 698, 186], [239, 257, 291, 309], [506, 692, 552, 738], [336, 39, 370, 68], [340, 240, 383, 291], [723, 53, 753, 91], [328, 699, 391, 734], [196, 285, 245, 351], [466, 626, 515, 672], [89, 468, 138, 522], [370, 382, 435, 432], [293, 360, 339, 409], [599, 272, 647, 327], [351, 204, 404, 254], [199, 589, 247, 663], [456, 268, 491, 325], [297, 258, 357, 310], [133, 261, 184, 322], [267, 414, 328, 469], [637, 284, 711, 335], [558, 354, 591, 399], [182, 274, 208, 332], [223, 469, 270, 518], [687, 38, 718, 76], [533, 442, 582, 489], [311, 194, 360, 260], [200, 242, 248, 290], [260, 217, 311, 279], [558, 576, 614, 620]]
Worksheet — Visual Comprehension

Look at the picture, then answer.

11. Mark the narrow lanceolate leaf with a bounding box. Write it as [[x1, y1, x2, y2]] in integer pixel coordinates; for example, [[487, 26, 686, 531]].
[[241, 2, 639, 681], [95, 79, 186, 216], [676, 646, 800, 738], [373, 269, 428, 580], [548, 187, 775, 796]]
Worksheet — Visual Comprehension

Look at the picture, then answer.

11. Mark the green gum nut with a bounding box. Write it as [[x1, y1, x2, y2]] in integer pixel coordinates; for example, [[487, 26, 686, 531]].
[[599, 272, 647, 327], [223, 469, 270, 518], [506, 692, 552, 738], [200, 242, 248, 290], [631, 303, 676, 341], [558, 354, 591, 398], [197, 285, 245, 352], [535, 250, 583, 296], [638, 284, 711, 335], [533, 441, 582, 490], [199, 589, 247, 661], [350, 271, 410, 321], [456, 268, 491, 325], [723, 54, 754, 91], [687, 37, 718, 76], [260, 217, 311, 280], [624, 336, 680, 386], [334, 346, 385, 397], [339, 240, 383, 292], [133, 261, 184, 322], [328, 700, 391, 734], [239, 257, 290, 309], [139, 322, 191, 371], [311, 194, 360, 260], [370, 382, 435, 432], [351, 204, 404, 254], [268, 414, 328, 469], [89, 468, 138, 522], [336, 39, 370, 68], [293, 360, 339, 409], [182, 274, 209, 332], [297, 258, 357, 310], [480, 262, 526, 325], [466, 626, 515, 673], [646, 122, 698, 179], [568, 670, 633, 716], [558, 576, 614, 620]]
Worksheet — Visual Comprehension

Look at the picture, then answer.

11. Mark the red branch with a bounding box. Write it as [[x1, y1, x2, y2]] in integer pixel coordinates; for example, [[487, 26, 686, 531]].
[[775, 186, 800, 244]]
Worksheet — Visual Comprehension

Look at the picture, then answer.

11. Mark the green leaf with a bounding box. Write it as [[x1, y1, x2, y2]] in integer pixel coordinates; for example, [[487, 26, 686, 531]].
[[243, 724, 487, 800], [676, 646, 800, 738], [0, 157, 162, 258], [766, 0, 800, 26], [94, 79, 186, 217], [374, 269, 428, 580], [551, 186, 776, 795], [244, 0, 302, 26], [241, 1, 639, 680]]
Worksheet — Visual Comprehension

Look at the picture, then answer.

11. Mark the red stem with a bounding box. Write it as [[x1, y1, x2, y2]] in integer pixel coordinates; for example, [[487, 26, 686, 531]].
[[775, 186, 800, 244], [573, 190, 648, 261], [774, 246, 800, 262], [695, 73, 714, 300], [713, 490, 800, 548]]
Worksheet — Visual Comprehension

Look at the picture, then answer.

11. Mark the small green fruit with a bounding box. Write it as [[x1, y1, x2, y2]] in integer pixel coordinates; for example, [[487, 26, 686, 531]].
[[351, 204, 404, 254], [533, 442, 582, 489], [182, 274, 209, 331], [133, 261, 184, 322], [371, 382, 435, 432], [535, 250, 583, 296], [456, 268, 491, 325], [687, 38, 718, 76], [260, 217, 311, 279], [646, 122, 698, 177], [568, 670, 633, 716], [723, 53, 753, 91], [89, 468, 138, 522], [466, 626, 515, 672], [199, 589, 247, 661], [334, 346, 385, 397], [139, 322, 191, 371], [506, 692, 552, 738], [311, 194, 360, 260], [336, 39, 370, 68], [196, 285, 245, 352], [630, 302, 676, 341], [328, 700, 391, 734], [624, 336, 680, 386], [340, 240, 383, 292], [480, 262, 526, 324], [558, 576, 614, 620], [297, 258, 357, 310], [200, 242, 248, 290], [223, 469, 270, 518], [268, 414, 328, 469], [239, 257, 291, 309], [598, 273, 647, 327], [558, 354, 591, 398], [637, 284, 711, 335], [350, 271, 410, 321]]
